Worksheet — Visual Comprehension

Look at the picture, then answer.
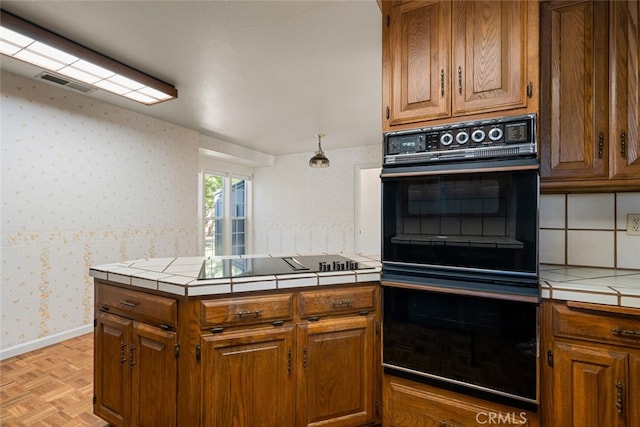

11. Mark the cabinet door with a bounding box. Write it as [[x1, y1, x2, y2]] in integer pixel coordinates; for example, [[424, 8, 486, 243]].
[[610, 0, 640, 181], [297, 314, 376, 427], [94, 311, 132, 427], [387, 0, 451, 125], [452, 0, 527, 116], [201, 326, 295, 427], [553, 342, 628, 427], [540, 1, 609, 181], [631, 353, 640, 427], [130, 322, 177, 427]]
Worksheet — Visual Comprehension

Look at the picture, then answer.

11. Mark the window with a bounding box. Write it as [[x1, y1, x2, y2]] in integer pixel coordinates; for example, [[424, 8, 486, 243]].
[[231, 177, 246, 255], [202, 169, 251, 257]]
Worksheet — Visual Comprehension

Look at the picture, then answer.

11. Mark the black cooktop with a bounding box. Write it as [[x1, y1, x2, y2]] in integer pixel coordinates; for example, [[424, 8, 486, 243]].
[[197, 255, 362, 280]]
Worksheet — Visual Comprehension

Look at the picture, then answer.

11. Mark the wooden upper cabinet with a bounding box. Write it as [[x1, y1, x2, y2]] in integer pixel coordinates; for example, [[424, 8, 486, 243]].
[[452, 0, 527, 116], [610, 0, 640, 181], [540, 0, 640, 191], [540, 1, 609, 182], [383, 0, 536, 131], [388, 0, 451, 125]]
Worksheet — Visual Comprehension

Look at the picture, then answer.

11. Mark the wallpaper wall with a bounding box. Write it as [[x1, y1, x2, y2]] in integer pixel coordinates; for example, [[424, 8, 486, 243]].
[[1, 72, 200, 356], [252, 147, 380, 255]]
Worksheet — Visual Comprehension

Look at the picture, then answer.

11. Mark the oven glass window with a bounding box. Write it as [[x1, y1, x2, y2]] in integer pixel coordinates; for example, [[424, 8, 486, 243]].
[[382, 169, 538, 275], [383, 286, 538, 403]]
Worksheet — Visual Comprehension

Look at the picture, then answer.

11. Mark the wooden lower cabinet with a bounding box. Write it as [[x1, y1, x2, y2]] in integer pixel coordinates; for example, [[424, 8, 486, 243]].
[[383, 375, 538, 427], [94, 280, 381, 427], [199, 296, 380, 427], [541, 301, 640, 427], [297, 314, 377, 427], [552, 342, 627, 427], [200, 326, 296, 427], [94, 311, 177, 427]]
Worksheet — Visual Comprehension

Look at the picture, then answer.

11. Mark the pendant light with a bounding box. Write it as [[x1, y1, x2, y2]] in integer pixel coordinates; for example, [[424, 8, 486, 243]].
[[309, 133, 330, 168]]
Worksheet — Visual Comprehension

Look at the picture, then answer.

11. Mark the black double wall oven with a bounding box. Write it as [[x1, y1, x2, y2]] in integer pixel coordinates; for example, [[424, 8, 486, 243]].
[[381, 114, 540, 410]]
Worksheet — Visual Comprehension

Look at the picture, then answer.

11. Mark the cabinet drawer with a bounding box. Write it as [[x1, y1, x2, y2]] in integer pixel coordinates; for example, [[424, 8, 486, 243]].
[[385, 376, 538, 427], [201, 293, 293, 328], [299, 285, 375, 318], [95, 282, 177, 327], [552, 302, 640, 348]]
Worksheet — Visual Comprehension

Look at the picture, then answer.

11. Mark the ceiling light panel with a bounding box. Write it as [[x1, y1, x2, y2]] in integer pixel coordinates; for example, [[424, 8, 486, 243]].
[[0, 9, 177, 105]]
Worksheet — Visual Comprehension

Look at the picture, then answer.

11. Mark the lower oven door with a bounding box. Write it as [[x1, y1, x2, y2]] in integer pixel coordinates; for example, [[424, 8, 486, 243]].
[[382, 284, 539, 408]]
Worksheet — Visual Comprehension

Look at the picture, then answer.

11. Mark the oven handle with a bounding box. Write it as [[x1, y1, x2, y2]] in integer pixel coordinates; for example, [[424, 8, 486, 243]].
[[382, 280, 540, 304], [381, 162, 539, 178]]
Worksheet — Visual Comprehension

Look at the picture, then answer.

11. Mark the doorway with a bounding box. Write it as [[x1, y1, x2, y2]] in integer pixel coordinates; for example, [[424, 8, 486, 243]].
[[355, 165, 381, 255]]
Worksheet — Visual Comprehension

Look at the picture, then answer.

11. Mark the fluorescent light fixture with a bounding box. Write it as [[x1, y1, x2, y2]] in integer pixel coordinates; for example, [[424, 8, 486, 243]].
[[0, 9, 177, 105]]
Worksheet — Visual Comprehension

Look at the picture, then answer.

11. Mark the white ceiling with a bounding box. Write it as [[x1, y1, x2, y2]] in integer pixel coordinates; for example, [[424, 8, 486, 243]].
[[0, 1, 382, 158]]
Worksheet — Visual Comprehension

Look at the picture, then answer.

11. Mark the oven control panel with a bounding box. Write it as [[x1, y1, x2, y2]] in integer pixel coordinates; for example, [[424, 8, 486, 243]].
[[384, 114, 536, 165]]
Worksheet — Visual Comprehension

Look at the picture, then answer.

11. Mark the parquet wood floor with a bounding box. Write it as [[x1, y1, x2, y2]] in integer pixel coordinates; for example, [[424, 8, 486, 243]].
[[1, 333, 108, 426]]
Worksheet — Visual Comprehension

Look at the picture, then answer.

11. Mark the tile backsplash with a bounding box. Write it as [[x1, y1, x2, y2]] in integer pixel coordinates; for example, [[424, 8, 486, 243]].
[[539, 192, 640, 269]]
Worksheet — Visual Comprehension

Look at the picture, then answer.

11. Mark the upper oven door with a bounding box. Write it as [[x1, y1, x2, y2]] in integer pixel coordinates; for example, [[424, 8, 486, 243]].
[[381, 158, 539, 288]]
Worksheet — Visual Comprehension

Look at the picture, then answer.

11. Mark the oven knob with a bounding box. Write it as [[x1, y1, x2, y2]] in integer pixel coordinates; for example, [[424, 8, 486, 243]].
[[488, 127, 504, 141], [471, 129, 486, 143], [456, 131, 470, 145], [440, 132, 454, 146]]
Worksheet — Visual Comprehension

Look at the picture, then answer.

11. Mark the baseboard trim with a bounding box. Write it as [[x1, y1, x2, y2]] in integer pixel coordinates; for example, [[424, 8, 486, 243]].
[[1, 324, 93, 361]]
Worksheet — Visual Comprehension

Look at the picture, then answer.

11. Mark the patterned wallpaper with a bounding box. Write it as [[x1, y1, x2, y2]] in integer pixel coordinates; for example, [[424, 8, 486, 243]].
[[252, 147, 380, 255], [1, 72, 200, 353]]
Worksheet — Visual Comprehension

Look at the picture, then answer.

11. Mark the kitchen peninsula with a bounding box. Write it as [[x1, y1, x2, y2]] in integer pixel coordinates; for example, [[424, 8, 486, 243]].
[[89, 254, 382, 427]]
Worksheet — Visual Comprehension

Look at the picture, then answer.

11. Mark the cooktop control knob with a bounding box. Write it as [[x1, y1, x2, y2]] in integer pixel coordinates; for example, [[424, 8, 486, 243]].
[[440, 132, 454, 146], [456, 131, 470, 145], [318, 261, 359, 272], [488, 127, 504, 142], [471, 129, 485, 143]]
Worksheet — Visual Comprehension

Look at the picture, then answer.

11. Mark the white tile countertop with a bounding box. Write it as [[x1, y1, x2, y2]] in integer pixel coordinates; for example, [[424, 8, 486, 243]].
[[89, 253, 381, 297], [540, 264, 640, 309]]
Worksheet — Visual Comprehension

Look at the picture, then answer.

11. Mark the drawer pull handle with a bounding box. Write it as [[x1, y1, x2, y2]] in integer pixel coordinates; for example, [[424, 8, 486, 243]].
[[236, 310, 261, 318], [119, 300, 138, 308], [272, 320, 285, 327], [616, 381, 623, 414], [611, 328, 640, 338], [330, 300, 353, 308]]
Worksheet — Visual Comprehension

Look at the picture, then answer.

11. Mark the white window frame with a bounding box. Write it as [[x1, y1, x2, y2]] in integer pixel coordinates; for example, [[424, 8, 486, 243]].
[[199, 158, 253, 256]]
